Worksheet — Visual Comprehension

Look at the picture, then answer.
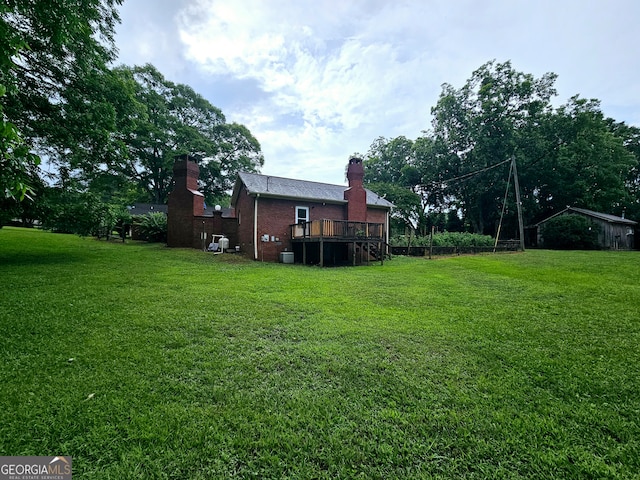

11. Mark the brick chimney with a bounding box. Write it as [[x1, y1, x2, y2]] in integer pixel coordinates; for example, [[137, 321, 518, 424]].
[[173, 155, 201, 193], [344, 157, 367, 222], [167, 154, 204, 247]]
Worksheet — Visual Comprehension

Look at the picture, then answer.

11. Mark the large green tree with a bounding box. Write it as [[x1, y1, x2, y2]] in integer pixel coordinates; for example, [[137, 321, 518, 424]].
[[112, 64, 264, 205], [1, 0, 121, 133], [606, 119, 640, 221], [364, 135, 451, 235], [535, 97, 636, 218], [430, 60, 558, 234], [377, 60, 638, 240], [0, 89, 39, 202], [0, 0, 122, 207], [363, 136, 423, 234]]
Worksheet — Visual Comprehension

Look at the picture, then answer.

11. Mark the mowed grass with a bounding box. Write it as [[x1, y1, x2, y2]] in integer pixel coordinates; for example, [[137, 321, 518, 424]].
[[1, 227, 639, 479]]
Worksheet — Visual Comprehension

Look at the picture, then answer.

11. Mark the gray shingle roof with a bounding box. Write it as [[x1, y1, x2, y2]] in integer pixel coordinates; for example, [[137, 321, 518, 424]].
[[129, 203, 168, 215], [235, 171, 393, 208]]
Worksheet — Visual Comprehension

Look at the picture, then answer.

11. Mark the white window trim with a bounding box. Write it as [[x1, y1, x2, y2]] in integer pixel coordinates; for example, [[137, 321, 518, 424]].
[[295, 206, 309, 224]]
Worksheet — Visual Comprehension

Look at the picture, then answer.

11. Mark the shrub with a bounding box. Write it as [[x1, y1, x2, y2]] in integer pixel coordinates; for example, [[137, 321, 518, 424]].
[[541, 214, 600, 250], [135, 212, 167, 243], [111, 207, 132, 240], [390, 232, 493, 247], [40, 190, 119, 237], [431, 232, 494, 247]]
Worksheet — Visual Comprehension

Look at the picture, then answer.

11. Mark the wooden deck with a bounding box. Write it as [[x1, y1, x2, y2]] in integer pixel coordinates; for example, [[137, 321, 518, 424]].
[[291, 219, 384, 241], [290, 220, 388, 266]]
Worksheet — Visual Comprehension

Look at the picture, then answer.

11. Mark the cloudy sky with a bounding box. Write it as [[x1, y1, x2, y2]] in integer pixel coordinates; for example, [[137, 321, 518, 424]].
[[114, 0, 640, 186]]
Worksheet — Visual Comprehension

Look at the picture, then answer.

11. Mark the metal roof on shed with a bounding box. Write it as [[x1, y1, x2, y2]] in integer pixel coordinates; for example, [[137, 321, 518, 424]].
[[536, 207, 637, 226], [234, 171, 393, 208], [568, 207, 637, 225]]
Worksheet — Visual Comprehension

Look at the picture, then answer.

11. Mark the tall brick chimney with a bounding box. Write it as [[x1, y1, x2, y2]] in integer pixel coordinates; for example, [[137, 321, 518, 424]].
[[167, 154, 204, 247], [344, 157, 367, 222], [173, 155, 201, 193]]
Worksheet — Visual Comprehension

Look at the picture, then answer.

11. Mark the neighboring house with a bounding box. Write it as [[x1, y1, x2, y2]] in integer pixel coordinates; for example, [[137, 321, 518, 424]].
[[167, 154, 394, 265], [533, 207, 637, 250]]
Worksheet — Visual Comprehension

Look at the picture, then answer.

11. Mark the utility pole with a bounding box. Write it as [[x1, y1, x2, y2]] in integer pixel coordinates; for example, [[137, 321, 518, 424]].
[[511, 156, 525, 251]]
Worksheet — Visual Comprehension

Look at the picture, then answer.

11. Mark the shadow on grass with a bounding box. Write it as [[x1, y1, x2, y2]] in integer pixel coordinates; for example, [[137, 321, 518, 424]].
[[0, 251, 85, 267]]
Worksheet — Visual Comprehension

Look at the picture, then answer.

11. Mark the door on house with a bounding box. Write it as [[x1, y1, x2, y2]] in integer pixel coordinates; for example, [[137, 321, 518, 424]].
[[295, 206, 309, 237]]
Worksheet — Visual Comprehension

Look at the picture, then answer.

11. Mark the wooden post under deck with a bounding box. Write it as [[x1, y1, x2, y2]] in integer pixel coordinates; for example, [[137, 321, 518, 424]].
[[291, 219, 387, 266], [352, 241, 356, 266]]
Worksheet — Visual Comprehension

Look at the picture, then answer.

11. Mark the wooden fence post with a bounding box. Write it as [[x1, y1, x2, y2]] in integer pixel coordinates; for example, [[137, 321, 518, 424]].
[[429, 226, 434, 259]]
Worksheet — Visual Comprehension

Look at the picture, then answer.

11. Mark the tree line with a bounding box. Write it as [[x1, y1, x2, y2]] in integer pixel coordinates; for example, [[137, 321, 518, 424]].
[[1, 0, 263, 233], [2, 3, 638, 241], [363, 61, 640, 239]]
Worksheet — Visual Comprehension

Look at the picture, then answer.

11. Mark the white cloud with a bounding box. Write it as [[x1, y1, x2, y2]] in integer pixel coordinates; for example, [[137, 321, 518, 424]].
[[174, 0, 440, 182], [116, 0, 640, 184]]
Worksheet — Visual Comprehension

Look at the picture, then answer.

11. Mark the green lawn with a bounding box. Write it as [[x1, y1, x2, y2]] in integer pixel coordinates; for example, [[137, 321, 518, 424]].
[[1, 227, 639, 479]]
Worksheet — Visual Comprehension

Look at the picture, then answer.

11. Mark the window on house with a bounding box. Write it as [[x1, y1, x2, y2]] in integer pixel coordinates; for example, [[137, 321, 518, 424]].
[[296, 206, 309, 224]]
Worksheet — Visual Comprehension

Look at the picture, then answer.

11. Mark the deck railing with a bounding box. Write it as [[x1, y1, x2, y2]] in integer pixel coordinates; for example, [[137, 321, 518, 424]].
[[291, 219, 384, 240]]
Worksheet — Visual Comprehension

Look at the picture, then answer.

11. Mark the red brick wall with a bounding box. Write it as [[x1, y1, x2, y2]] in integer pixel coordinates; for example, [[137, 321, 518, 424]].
[[234, 185, 256, 258], [167, 156, 205, 248], [168, 189, 201, 247], [193, 214, 240, 251], [344, 186, 367, 222], [256, 197, 347, 262], [366, 207, 387, 225], [233, 185, 352, 261]]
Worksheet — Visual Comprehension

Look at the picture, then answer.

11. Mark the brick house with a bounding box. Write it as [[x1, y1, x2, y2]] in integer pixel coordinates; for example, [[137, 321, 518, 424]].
[[167, 155, 393, 265]]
